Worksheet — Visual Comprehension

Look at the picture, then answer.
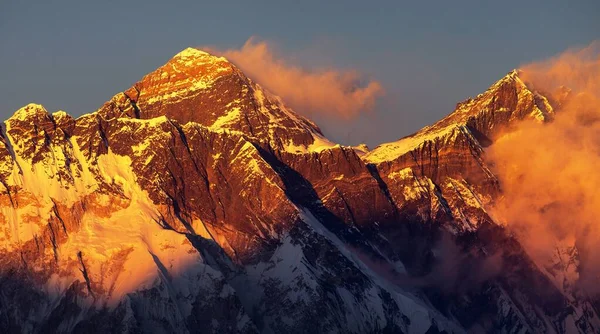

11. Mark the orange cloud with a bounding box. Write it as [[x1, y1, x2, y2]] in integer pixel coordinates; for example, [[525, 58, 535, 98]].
[[210, 37, 384, 119], [487, 41, 600, 293]]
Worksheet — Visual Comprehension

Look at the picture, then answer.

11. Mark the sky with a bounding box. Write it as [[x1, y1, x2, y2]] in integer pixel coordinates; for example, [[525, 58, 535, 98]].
[[1, 0, 598, 147]]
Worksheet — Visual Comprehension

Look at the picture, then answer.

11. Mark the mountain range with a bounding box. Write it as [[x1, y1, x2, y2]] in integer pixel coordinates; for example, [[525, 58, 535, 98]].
[[0, 47, 596, 333]]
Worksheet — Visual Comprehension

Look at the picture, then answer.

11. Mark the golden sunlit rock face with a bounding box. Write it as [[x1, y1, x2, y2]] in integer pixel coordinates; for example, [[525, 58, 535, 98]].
[[0, 44, 599, 333]]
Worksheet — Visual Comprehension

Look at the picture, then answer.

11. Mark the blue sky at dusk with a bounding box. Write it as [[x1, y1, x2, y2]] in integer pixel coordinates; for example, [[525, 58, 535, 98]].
[[1, 0, 598, 146]]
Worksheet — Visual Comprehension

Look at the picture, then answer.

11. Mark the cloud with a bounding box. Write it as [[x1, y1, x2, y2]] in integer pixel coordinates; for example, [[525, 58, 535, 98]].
[[486, 41, 600, 293], [209, 37, 384, 119], [348, 231, 504, 295]]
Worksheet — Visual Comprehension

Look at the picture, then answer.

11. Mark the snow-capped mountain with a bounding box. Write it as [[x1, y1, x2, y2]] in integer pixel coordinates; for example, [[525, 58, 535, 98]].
[[0, 48, 596, 333]]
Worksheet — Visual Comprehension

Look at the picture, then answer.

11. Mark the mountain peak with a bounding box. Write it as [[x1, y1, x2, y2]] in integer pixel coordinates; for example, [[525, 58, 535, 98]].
[[174, 47, 212, 58], [169, 47, 230, 67], [93, 46, 330, 153], [99, 46, 237, 122], [167, 46, 232, 71], [488, 69, 527, 92], [8, 103, 49, 123], [365, 69, 555, 163]]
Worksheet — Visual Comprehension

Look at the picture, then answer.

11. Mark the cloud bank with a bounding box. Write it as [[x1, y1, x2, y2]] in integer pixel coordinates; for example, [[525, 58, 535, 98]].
[[210, 37, 384, 119], [487, 41, 600, 293]]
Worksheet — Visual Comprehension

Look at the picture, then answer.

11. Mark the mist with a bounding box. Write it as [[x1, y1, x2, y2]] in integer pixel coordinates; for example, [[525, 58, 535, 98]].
[[208, 37, 384, 119], [487, 41, 600, 293]]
